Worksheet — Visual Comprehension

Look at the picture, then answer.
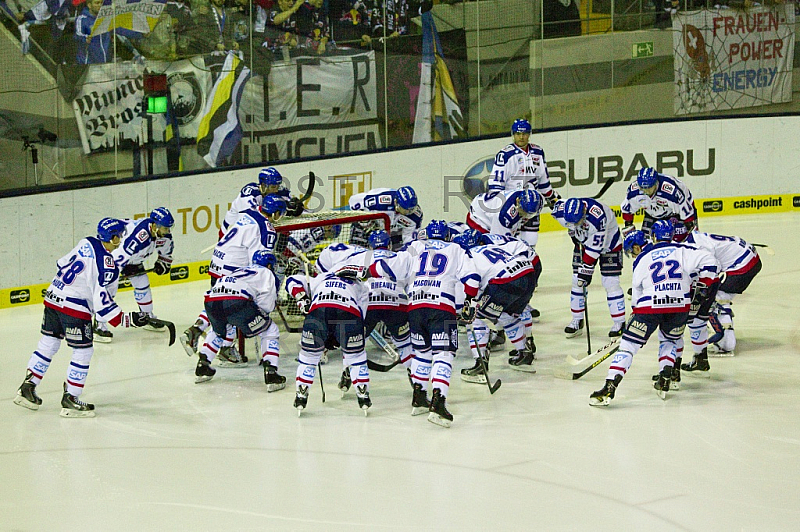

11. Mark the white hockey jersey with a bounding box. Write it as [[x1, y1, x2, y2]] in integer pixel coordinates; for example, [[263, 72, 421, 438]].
[[286, 226, 330, 256], [315, 242, 370, 275], [44, 237, 122, 323], [286, 272, 370, 319], [551, 198, 621, 268], [348, 187, 423, 245], [487, 142, 557, 203], [365, 248, 409, 310], [372, 239, 480, 314], [466, 190, 538, 238], [222, 183, 261, 233], [210, 209, 278, 279], [469, 239, 536, 293], [684, 231, 759, 275], [205, 264, 278, 314], [621, 174, 697, 226], [631, 242, 719, 314], [113, 218, 174, 268]]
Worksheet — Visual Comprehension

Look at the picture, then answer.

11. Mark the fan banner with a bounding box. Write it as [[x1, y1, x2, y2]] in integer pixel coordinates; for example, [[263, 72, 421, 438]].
[[672, 5, 795, 115]]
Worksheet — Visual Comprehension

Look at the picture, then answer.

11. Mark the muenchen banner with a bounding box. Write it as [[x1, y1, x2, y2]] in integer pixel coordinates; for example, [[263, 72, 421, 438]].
[[673, 4, 795, 115]]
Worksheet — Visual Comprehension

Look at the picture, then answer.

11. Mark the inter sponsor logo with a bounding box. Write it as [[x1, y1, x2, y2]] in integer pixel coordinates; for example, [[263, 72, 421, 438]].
[[703, 200, 723, 213], [10, 289, 30, 304], [170, 266, 189, 281], [732, 197, 782, 210]]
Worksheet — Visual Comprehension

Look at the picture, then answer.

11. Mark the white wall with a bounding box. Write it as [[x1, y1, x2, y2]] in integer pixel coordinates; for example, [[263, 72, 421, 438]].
[[2, 115, 798, 289]]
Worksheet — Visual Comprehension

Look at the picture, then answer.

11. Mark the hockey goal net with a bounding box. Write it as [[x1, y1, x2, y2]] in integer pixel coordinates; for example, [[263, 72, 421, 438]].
[[270, 210, 391, 332]]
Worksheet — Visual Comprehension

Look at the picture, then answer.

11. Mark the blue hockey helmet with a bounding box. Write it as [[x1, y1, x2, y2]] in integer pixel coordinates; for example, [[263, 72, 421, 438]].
[[637, 167, 659, 193], [150, 207, 175, 228], [97, 217, 126, 242], [511, 118, 532, 134], [518, 189, 542, 215], [453, 229, 482, 250], [623, 230, 648, 257], [368, 229, 391, 250], [258, 167, 283, 187], [251, 250, 277, 269], [562, 198, 586, 225], [260, 194, 287, 217], [651, 219, 674, 242], [425, 219, 450, 241], [395, 186, 418, 211]]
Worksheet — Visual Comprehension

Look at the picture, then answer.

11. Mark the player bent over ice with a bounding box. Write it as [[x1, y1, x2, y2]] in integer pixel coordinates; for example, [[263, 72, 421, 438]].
[[372, 220, 480, 428], [620, 167, 698, 242], [13, 218, 153, 417], [286, 247, 373, 416], [589, 225, 719, 406], [194, 251, 285, 389]]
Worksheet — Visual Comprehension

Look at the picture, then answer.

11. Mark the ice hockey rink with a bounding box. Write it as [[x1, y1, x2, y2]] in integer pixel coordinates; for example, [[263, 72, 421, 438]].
[[1, 212, 798, 531]]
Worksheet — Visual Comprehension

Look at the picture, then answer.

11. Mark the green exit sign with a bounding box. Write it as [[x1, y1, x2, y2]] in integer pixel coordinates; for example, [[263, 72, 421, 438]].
[[632, 41, 654, 58]]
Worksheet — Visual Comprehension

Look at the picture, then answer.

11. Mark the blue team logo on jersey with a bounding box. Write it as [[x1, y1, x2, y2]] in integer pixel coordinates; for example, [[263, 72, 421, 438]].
[[78, 243, 94, 258]]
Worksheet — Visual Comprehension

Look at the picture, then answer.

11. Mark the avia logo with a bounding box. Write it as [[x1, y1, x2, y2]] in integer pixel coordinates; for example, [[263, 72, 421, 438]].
[[703, 200, 723, 212], [170, 266, 188, 281], [10, 289, 30, 304]]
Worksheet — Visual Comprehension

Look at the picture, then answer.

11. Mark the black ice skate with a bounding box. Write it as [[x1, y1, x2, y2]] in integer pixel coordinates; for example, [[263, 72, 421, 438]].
[[263, 363, 286, 392], [654, 366, 672, 400], [60, 383, 95, 418], [508, 347, 536, 373], [356, 385, 371, 415], [338, 367, 352, 395], [13, 371, 42, 411], [194, 355, 216, 384], [460, 357, 487, 384], [143, 315, 165, 333], [294, 385, 309, 416], [681, 348, 711, 375], [93, 319, 113, 343], [529, 307, 541, 322], [608, 321, 624, 338], [652, 358, 682, 390], [489, 329, 506, 349], [218, 345, 247, 367], [589, 375, 623, 407], [411, 383, 430, 416], [427, 389, 453, 428], [565, 318, 584, 338], [180, 325, 203, 356]]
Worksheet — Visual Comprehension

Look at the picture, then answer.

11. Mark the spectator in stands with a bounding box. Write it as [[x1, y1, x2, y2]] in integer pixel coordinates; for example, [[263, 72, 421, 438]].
[[187, 0, 239, 55], [263, 0, 304, 58], [165, 0, 195, 57], [296, 0, 330, 55], [75, 0, 141, 64], [254, 0, 276, 34], [17, 0, 75, 64], [542, 0, 581, 39]]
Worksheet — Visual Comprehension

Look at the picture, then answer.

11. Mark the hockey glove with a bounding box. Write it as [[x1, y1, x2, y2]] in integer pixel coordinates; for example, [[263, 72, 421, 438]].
[[335, 265, 368, 282], [621, 223, 636, 239], [691, 282, 710, 307], [545, 192, 562, 210], [460, 297, 477, 323], [286, 196, 305, 217], [124, 312, 150, 328], [576, 267, 593, 288], [296, 294, 312, 315], [153, 259, 171, 276]]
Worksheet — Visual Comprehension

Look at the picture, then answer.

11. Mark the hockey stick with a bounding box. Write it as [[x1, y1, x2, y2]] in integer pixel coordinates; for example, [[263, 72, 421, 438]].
[[466, 323, 501, 394], [366, 330, 401, 372], [553, 338, 620, 380], [583, 286, 592, 357], [146, 317, 176, 346], [751, 243, 775, 256], [298, 171, 317, 203], [317, 361, 326, 403], [592, 178, 617, 200], [275, 302, 302, 333], [201, 243, 216, 254]]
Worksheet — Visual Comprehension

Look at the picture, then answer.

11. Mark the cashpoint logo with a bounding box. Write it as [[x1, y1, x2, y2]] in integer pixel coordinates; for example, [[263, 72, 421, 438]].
[[793, 196, 800, 208], [10, 289, 30, 304], [703, 200, 723, 213], [170, 266, 189, 281]]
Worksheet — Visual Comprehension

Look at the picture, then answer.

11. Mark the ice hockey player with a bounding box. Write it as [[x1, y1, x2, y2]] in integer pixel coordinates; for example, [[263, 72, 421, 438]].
[[370, 220, 480, 428], [552, 198, 626, 339], [362, 229, 414, 378], [486, 118, 561, 248], [13, 218, 153, 417], [454, 230, 540, 381], [466, 188, 544, 239], [620, 167, 698, 242], [589, 223, 719, 406], [181, 195, 286, 364], [94, 207, 175, 342], [285, 242, 373, 416], [348, 186, 423, 250], [681, 229, 762, 366], [193, 251, 285, 390], [219, 167, 304, 238]]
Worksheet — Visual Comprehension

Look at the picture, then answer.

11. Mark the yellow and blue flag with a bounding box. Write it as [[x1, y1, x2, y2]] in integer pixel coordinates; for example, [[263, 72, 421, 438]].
[[90, 0, 165, 38]]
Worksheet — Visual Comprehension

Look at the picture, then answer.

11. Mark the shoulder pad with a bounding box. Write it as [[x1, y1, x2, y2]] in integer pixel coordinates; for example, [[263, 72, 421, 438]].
[[659, 181, 676, 195], [241, 183, 260, 197]]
